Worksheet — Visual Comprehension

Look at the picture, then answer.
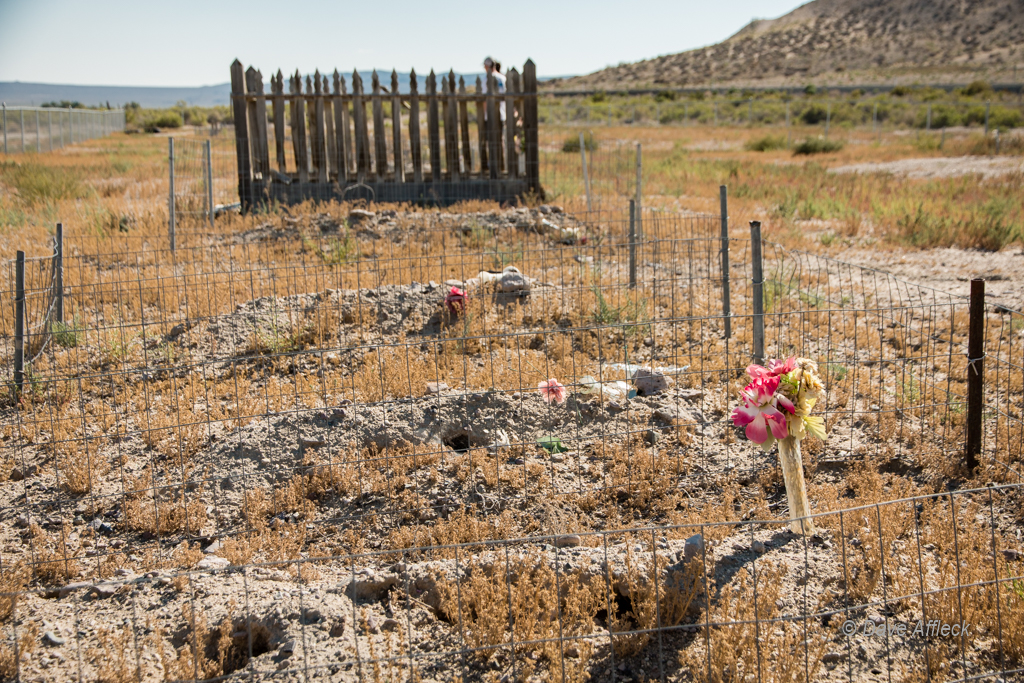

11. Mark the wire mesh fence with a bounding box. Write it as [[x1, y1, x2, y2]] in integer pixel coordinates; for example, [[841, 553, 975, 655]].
[[1, 105, 126, 155], [0, 166, 1022, 680]]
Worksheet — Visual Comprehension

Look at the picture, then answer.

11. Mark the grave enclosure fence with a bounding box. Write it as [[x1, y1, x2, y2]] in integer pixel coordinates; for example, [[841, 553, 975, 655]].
[[230, 59, 542, 210]]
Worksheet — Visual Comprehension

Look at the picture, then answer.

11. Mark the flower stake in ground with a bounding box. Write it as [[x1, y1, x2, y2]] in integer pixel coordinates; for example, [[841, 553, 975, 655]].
[[444, 286, 467, 317], [732, 357, 826, 535]]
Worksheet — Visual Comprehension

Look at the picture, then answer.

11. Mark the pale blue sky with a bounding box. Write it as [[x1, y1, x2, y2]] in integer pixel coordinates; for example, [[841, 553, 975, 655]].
[[0, 0, 807, 86]]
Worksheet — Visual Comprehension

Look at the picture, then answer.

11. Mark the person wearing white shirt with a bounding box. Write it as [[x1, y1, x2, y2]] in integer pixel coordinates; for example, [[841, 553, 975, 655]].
[[483, 56, 507, 122]]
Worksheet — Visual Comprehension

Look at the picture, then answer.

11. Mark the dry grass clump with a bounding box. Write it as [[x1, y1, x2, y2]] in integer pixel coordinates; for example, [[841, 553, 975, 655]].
[[679, 562, 832, 683], [153, 601, 251, 681], [29, 524, 80, 584], [122, 469, 207, 537]]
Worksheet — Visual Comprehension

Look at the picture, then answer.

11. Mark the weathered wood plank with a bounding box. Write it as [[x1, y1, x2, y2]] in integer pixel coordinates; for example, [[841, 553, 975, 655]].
[[444, 72, 459, 181], [408, 69, 422, 183], [323, 77, 337, 180], [313, 71, 328, 183], [391, 70, 404, 183], [458, 77, 472, 175], [426, 71, 441, 183], [332, 71, 348, 182], [338, 73, 353, 179], [306, 76, 321, 182], [292, 71, 309, 183], [522, 59, 540, 195], [505, 67, 519, 178], [245, 67, 269, 183], [272, 70, 287, 173], [351, 71, 370, 183], [229, 60, 253, 209], [486, 72, 500, 180], [371, 71, 388, 179], [475, 76, 487, 176]]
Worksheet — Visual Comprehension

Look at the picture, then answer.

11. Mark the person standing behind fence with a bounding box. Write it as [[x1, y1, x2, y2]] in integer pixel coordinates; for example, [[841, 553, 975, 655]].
[[483, 57, 507, 122]]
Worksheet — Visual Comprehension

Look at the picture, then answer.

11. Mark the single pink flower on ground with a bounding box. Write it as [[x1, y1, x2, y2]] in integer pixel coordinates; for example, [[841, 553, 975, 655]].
[[538, 378, 568, 405], [445, 286, 467, 315]]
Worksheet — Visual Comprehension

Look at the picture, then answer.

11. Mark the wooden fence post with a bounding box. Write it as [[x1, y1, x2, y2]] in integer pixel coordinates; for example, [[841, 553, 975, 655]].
[[523, 59, 540, 196], [444, 72, 460, 181], [458, 77, 472, 175], [273, 71, 287, 173], [486, 73, 499, 180], [720, 186, 730, 339], [750, 220, 764, 365], [426, 71, 441, 184], [14, 251, 25, 393], [409, 70, 422, 183], [351, 71, 367, 183], [628, 200, 637, 289], [371, 71, 387, 180], [965, 278, 985, 472], [475, 76, 488, 174], [333, 71, 349, 182], [205, 140, 214, 228], [391, 70, 404, 183], [246, 67, 270, 193], [506, 68, 520, 178], [229, 59, 253, 212]]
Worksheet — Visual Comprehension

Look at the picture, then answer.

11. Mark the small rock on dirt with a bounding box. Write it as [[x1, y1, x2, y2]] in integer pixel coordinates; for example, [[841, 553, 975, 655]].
[[196, 556, 231, 571], [682, 534, 705, 563], [633, 368, 671, 395], [426, 382, 449, 394], [499, 267, 530, 293], [348, 209, 375, 226], [382, 618, 402, 632], [345, 572, 399, 601], [822, 652, 845, 664], [14, 514, 30, 528], [43, 631, 65, 647], [279, 640, 296, 655], [329, 620, 345, 638], [555, 535, 582, 548], [752, 540, 766, 554], [203, 540, 222, 555], [89, 583, 121, 599]]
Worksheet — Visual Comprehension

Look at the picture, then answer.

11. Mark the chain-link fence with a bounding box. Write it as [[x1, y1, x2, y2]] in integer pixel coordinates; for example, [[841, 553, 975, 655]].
[[1, 105, 125, 154]]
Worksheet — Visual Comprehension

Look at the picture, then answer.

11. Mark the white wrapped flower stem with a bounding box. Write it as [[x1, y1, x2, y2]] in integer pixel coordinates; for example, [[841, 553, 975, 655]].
[[778, 435, 815, 535]]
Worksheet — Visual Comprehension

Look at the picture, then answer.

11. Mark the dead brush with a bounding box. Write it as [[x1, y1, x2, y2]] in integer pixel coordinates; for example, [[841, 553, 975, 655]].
[[122, 468, 207, 537], [90, 625, 138, 683], [679, 562, 833, 683], [610, 540, 705, 658], [29, 524, 80, 584], [435, 551, 605, 682], [153, 601, 249, 681], [0, 622, 37, 680], [55, 439, 108, 494]]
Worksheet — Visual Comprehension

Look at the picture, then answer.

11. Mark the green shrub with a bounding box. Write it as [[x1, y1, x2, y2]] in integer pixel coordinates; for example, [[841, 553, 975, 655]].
[[991, 107, 1023, 129], [964, 105, 987, 126], [655, 90, 676, 103], [744, 135, 787, 152], [143, 111, 183, 132], [963, 80, 992, 97], [561, 132, 597, 153], [800, 104, 828, 125], [917, 104, 961, 128], [793, 138, 844, 155]]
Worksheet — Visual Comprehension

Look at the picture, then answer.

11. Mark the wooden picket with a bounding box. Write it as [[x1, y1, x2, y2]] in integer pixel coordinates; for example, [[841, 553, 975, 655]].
[[230, 59, 540, 208]]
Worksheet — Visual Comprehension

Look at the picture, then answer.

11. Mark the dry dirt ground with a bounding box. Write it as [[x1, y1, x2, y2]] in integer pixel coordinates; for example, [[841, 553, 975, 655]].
[[830, 155, 1024, 181], [1, 207, 1022, 683]]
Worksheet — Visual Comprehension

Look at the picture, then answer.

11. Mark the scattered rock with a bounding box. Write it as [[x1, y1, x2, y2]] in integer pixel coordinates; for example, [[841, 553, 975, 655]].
[[89, 518, 114, 535], [43, 631, 65, 647], [632, 368, 671, 396], [14, 514, 30, 528], [382, 618, 402, 632], [752, 540, 766, 554], [279, 639, 296, 656], [644, 429, 659, 445], [167, 321, 194, 339], [498, 267, 530, 294], [1003, 549, 1021, 562], [365, 613, 380, 634], [58, 581, 91, 599], [348, 209, 375, 226], [822, 651, 845, 664], [555, 535, 582, 548], [89, 583, 121, 599], [203, 540, 222, 555], [196, 556, 231, 571], [682, 534, 705, 563], [425, 382, 449, 395], [299, 437, 326, 449], [329, 620, 346, 638]]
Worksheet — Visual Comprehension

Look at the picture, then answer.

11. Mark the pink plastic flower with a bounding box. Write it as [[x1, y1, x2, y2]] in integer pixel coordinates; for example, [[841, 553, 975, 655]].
[[732, 377, 789, 445], [538, 378, 568, 405], [445, 286, 467, 316], [746, 356, 796, 381]]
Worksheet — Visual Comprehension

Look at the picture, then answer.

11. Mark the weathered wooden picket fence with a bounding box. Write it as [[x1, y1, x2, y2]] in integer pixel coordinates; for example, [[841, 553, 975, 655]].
[[229, 59, 541, 209]]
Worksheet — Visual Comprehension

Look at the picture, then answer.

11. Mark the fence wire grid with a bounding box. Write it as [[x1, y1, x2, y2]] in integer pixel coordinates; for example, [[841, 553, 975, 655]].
[[0, 176, 1022, 682]]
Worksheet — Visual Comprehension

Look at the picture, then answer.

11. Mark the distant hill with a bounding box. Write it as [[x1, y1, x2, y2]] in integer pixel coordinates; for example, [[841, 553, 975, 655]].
[[0, 69, 514, 109], [546, 0, 1024, 90]]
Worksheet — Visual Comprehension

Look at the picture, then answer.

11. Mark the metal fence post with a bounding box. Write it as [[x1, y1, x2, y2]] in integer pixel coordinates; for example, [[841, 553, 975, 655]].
[[965, 278, 984, 472], [579, 132, 592, 214], [206, 139, 215, 228], [635, 143, 642, 241], [785, 101, 791, 148], [720, 186, 731, 339], [168, 137, 176, 250], [750, 221, 764, 365], [14, 251, 25, 393], [54, 223, 64, 323], [628, 200, 637, 289]]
